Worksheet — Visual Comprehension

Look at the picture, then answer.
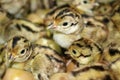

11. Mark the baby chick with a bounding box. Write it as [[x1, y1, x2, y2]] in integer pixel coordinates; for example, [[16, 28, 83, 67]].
[[0, 36, 31, 79], [2, 19, 44, 43], [110, 58, 120, 80], [24, 45, 65, 80], [72, 63, 115, 80], [93, 3, 112, 16], [81, 15, 108, 45], [46, 4, 84, 48], [0, 0, 28, 18], [3, 36, 32, 63], [65, 38, 103, 66], [71, 0, 99, 16], [50, 63, 115, 80], [101, 42, 120, 65], [0, 9, 10, 44], [111, 1, 120, 31]]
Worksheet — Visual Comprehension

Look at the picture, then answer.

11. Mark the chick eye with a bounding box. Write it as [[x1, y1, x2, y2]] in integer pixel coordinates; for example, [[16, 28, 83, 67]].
[[62, 22, 68, 26], [103, 8, 107, 11], [72, 50, 77, 54], [20, 49, 26, 55], [72, 49, 79, 57], [83, 0, 88, 4]]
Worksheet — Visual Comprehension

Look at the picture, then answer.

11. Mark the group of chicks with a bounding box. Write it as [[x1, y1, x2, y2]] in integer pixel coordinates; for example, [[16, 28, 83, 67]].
[[0, 0, 120, 80]]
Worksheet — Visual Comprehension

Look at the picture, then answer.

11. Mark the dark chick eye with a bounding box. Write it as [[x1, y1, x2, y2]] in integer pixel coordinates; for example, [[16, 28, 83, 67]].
[[104, 8, 107, 11], [86, 21, 93, 26], [20, 49, 26, 54], [26, 48, 29, 51], [24, 39, 28, 42], [72, 50, 77, 55], [63, 22, 68, 26], [103, 18, 109, 23], [83, 0, 88, 4]]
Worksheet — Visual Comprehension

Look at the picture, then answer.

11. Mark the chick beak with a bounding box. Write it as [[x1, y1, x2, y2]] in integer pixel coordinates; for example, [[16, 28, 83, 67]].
[[47, 22, 57, 29], [93, 2, 99, 6], [47, 25, 57, 29]]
